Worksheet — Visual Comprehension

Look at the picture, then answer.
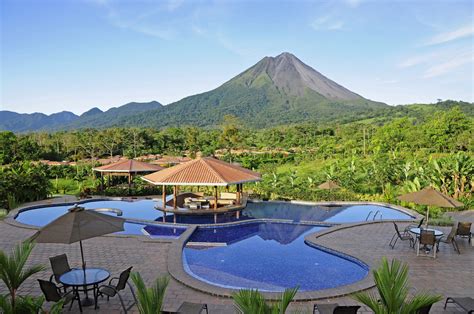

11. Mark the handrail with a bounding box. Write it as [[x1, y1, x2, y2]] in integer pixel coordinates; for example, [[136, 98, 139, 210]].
[[372, 210, 381, 221], [365, 211, 373, 221]]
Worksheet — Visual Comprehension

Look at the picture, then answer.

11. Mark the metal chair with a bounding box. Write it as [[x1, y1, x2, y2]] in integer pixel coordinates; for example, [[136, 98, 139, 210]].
[[417, 230, 438, 258], [456, 222, 472, 243], [438, 225, 460, 254], [389, 222, 414, 249], [98, 267, 136, 313], [38, 279, 80, 312], [49, 254, 73, 292], [404, 218, 424, 233]]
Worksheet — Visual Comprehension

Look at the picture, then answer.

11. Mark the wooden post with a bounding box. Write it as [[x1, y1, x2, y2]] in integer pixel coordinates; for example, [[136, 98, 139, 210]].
[[128, 173, 132, 187], [214, 213, 217, 224], [214, 186, 218, 210], [162, 185, 166, 209], [173, 185, 178, 209], [237, 184, 241, 204]]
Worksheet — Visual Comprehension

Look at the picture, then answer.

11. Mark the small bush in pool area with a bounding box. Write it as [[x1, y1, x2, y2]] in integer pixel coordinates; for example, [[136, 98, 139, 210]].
[[233, 287, 298, 314], [353, 257, 442, 314]]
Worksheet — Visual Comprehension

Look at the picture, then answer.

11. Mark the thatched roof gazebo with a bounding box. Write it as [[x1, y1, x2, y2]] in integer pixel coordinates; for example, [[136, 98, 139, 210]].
[[93, 159, 164, 189], [142, 157, 261, 223]]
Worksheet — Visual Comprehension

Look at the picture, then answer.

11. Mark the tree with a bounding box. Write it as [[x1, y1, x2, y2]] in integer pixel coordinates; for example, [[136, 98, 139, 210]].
[[425, 107, 470, 152], [353, 257, 442, 314], [219, 115, 242, 159]]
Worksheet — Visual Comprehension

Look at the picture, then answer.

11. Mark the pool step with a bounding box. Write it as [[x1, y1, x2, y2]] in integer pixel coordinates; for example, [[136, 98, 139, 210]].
[[186, 242, 227, 247]]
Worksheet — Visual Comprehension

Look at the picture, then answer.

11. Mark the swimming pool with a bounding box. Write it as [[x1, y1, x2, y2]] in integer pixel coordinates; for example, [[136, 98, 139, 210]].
[[183, 221, 369, 291], [14, 199, 414, 229]]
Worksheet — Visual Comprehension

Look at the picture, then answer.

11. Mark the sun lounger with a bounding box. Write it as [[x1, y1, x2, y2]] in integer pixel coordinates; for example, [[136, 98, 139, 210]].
[[313, 303, 360, 313], [444, 297, 474, 313], [176, 302, 208, 313]]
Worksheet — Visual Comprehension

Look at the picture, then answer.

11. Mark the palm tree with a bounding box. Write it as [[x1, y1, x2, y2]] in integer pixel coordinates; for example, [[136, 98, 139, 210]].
[[233, 287, 298, 314], [131, 272, 169, 314], [353, 257, 442, 314], [0, 241, 45, 310]]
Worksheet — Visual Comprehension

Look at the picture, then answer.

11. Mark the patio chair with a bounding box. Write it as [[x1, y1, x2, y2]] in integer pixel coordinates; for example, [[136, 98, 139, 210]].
[[404, 218, 424, 232], [38, 279, 80, 312], [176, 302, 209, 313], [456, 222, 472, 243], [49, 254, 73, 291], [437, 225, 460, 254], [98, 267, 136, 314], [444, 297, 474, 313], [417, 230, 438, 258], [389, 222, 414, 249], [313, 303, 360, 313]]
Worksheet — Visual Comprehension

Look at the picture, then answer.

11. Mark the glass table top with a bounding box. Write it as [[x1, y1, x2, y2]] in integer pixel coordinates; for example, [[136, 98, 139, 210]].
[[59, 268, 110, 286]]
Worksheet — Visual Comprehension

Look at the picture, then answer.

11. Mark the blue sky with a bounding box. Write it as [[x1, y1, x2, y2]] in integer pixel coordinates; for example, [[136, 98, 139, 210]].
[[1, 0, 473, 114]]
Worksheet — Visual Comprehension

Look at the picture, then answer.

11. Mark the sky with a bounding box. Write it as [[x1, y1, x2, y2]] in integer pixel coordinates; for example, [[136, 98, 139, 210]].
[[1, 0, 473, 115]]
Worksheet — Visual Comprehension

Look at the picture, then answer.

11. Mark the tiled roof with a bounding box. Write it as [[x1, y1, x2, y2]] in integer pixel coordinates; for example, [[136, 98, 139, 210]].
[[142, 157, 261, 186], [93, 159, 164, 173]]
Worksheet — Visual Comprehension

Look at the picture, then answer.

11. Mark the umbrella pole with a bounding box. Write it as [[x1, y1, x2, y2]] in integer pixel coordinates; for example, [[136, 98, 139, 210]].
[[80, 240, 86, 270], [426, 206, 430, 228]]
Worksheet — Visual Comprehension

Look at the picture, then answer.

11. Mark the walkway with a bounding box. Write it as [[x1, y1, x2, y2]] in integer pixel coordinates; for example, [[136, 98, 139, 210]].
[[0, 218, 472, 313]]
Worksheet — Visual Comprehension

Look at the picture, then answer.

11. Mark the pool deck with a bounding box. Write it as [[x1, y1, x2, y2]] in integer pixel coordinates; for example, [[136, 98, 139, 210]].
[[1, 200, 473, 313]]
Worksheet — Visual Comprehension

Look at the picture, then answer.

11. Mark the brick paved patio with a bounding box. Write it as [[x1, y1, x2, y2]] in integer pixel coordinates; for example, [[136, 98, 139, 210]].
[[1, 216, 472, 313]]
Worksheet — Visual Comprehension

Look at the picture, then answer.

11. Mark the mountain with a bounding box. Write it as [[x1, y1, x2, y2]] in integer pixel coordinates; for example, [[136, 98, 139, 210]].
[[63, 101, 163, 129], [113, 52, 388, 128], [0, 101, 163, 132], [0, 111, 78, 132], [3, 52, 471, 132]]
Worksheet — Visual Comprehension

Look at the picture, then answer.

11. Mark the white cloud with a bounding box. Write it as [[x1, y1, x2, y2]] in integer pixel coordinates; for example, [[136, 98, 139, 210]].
[[423, 51, 474, 78], [424, 23, 474, 46], [310, 15, 344, 31], [344, 0, 362, 8]]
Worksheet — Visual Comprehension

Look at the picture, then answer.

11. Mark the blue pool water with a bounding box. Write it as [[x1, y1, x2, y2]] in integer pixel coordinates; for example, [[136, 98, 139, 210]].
[[183, 222, 369, 291], [118, 222, 186, 238]]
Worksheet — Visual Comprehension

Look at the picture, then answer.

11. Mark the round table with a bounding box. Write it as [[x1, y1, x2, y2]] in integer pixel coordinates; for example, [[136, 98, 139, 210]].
[[60, 268, 110, 309], [409, 227, 443, 237]]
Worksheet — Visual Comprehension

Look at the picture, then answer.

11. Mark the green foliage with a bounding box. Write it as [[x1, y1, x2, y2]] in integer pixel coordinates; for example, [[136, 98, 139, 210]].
[[130, 272, 169, 314], [0, 163, 52, 209], [233, 287, 298, 314], [353, 257, 442, 314], [0, 241, 46, 310]]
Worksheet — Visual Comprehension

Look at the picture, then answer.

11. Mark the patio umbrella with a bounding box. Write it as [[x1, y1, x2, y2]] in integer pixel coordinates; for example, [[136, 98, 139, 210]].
[[397, 187, 464, 226], [32, 204, 125, 270], [318, 180, 341, 190]]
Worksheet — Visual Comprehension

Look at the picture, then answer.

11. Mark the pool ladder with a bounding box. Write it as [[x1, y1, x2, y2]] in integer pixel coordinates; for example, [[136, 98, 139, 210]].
[[365, 210, 382, 221]]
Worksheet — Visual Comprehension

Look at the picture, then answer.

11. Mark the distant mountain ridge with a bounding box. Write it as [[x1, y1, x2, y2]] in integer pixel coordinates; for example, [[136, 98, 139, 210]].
[[1, 52, 472, 132], [0, 101, 163, 132]]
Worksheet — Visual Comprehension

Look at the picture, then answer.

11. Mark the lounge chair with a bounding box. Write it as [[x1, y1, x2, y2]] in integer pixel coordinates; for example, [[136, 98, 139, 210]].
[[416, 304, 433, 313], [389, 222, 414, 249], [49, 254, 73, 291], [38, 279, 79, 312], [444, 297, 474, 313], [98, 267, 137, 313], [176, 301, 209, 313], [456, 222, 472, 243], [313, 303, 360, 313], [437, 225, 460, 254], [417, 230, 438, 258]]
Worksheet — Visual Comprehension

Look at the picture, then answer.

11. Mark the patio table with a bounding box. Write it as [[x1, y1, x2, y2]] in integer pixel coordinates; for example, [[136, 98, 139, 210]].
[[60, 268, 110, 310], [409, 227, 444, 237]]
